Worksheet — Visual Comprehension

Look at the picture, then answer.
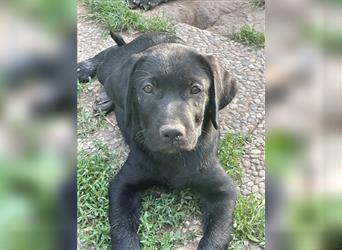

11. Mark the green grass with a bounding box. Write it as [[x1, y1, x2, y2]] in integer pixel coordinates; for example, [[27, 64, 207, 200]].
[[230, 25, 265, 49], [230, 194, 265, 249], [82, 0, 174, 32], [77, 141, 124, 248], [77, 80, 92, 96], [219, 134, 265, 249], [78, 134, 265, 249], [249, 0, 265, 9], [138, 189, 200, 249], [77, 106, 107, 138], [77, 80, 108, 138], [219, 133, 248, 185]]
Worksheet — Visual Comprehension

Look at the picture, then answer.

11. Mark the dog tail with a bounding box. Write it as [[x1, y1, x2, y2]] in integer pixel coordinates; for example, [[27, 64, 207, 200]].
[[110, 31, 126, 47]]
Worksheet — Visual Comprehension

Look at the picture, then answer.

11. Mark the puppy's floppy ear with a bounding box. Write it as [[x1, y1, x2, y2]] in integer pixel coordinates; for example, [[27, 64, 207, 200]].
[[124, 56, 142, 128], [205, 55, 238, 129], [104, 54, 142, 128]]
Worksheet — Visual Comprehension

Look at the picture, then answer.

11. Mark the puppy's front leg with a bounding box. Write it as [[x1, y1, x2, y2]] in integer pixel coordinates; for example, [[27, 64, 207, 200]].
[[108, 166, 144, 250], [77, 48, 110, 83], [192, 166, 237, 250]]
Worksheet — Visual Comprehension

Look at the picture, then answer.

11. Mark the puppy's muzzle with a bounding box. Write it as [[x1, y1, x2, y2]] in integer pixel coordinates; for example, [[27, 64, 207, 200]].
[[159, 125, 185, 144]]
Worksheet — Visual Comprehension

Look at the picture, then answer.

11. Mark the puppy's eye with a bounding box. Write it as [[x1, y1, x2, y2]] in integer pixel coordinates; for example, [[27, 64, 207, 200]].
[[190, 85, 201, 94], [142, 84, 153, 94]]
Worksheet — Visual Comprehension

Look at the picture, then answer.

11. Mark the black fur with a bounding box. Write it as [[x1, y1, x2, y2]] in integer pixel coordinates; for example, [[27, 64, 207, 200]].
[[77, 32, 126, 83], [78, 32, 238, 250], [110, 31, 127, 46]]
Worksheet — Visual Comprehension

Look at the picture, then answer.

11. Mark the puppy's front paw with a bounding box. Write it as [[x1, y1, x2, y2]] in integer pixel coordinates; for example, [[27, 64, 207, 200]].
[[77, 60, 96, 83]]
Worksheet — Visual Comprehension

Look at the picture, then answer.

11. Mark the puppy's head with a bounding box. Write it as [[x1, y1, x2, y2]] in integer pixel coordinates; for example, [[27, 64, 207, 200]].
[[122, 44, 237, 154]]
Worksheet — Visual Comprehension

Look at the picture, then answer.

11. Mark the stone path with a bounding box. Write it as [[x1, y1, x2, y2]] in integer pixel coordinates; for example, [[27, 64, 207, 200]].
[[78, 2, 264, 249]]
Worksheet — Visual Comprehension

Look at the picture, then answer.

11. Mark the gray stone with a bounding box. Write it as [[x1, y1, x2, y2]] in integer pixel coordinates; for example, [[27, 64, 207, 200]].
[[252, 185, 259, 193], [251, 149, 261, 155], [243, 160, 251, 168], [247, 181, 254, 187]]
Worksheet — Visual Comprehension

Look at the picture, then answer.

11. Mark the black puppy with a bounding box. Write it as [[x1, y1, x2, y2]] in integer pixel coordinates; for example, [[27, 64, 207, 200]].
[[78, 32, 238, 250]]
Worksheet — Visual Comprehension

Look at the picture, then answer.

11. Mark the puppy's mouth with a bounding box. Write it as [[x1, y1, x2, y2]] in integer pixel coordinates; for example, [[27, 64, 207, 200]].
[[135, 130, 198, 154], [159, 137, 198, 154], [160, 142, 186, 154]]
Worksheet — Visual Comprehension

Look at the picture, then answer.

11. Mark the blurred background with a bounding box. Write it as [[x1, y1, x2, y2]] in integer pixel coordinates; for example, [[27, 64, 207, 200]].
[[266, 0, 342, 249], [0, 0, 341, 249], [0, 0, 76, 249]]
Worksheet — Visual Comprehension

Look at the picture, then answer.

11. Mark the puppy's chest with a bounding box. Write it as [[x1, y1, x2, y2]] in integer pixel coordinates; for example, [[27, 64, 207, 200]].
[[161, 170, 190, 189], [150, 157, 202, 189]]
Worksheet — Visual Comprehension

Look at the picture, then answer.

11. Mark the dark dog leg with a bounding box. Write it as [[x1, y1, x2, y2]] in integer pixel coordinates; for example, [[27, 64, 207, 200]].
[[191, 167, 237, 250], [77, 48, 111, 83], [108, 163, 146, 250], [77, 32, 126, 83]]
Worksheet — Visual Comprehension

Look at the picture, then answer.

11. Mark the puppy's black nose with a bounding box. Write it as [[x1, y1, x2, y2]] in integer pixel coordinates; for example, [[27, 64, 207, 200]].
[[160, 126, 184, 141]]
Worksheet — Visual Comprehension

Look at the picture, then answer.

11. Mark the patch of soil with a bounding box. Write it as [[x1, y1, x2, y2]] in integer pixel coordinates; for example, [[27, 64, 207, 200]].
[[141, 0, 264, 36]]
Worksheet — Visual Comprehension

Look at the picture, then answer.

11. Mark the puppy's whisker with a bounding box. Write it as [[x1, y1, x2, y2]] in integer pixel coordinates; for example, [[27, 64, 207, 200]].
[[201, 130, 211, 137], [138, 59, 154, 67], [135, 129, 146, 144], [180, 152, 186, 169], [195, 139, 206, 150], [135, 76, 153, 82], [135, 69, 153, 77]]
